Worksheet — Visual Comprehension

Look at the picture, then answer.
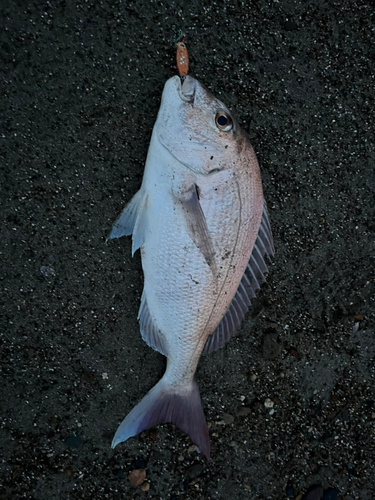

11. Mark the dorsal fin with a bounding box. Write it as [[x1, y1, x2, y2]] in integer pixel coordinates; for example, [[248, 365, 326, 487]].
[[203, 202, 274, 355]]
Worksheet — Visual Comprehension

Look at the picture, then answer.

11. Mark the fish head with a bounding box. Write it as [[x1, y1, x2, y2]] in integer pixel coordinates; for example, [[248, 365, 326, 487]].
[[155, 76, 251, 176]]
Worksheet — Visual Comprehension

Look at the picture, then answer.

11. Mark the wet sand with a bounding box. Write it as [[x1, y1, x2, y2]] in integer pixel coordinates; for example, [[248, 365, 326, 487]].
[[1, 0, 374, 498]]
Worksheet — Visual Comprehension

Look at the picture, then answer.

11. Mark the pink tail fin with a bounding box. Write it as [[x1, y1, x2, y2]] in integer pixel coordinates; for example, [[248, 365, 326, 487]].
[[111, 377, 210, 459]]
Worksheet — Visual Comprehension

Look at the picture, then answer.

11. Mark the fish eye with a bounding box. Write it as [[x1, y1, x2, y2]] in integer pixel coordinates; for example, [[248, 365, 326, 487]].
[[215, 111, 233, 132]]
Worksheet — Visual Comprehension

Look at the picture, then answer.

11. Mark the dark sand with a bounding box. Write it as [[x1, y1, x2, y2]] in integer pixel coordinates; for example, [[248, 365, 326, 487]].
[[1, 0, 374, 498]]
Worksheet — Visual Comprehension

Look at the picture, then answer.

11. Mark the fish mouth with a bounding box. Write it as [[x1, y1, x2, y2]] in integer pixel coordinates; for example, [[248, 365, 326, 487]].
[[179, 75, 197, 104]]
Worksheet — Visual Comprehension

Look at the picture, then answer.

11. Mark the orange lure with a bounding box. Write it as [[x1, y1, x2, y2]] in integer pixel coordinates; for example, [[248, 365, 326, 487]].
[[176, 34, 189, 77]]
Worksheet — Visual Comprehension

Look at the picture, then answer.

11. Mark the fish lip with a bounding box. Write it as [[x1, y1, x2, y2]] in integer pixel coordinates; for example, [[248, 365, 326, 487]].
[[179, 75, 196, 104]]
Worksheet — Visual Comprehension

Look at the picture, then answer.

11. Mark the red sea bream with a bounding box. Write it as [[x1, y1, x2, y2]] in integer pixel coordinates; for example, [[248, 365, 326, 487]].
[[108, 75, 274, 459]]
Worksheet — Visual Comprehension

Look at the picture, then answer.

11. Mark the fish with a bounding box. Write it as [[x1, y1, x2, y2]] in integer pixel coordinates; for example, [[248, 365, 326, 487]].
[[108, 75, 274, 459]]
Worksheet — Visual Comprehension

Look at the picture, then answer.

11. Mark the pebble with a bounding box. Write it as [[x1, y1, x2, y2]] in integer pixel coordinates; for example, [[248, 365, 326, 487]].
[[237, 406, 251, 416], [285, 485, 294, 497], [305, 486, 324, 500], [64, 435, 83, 448], [248, 373, 257, 382], [186, 463, 203, 479], [141, 482, 150, 492], [128, 469, 146, 487], [264, 398, 274, 409], [222, 413, 234, 425], [289, 347, 299, 358], [40, 265, 56, 277], [188, 444, 198, 454], [323, 488, 338, 500], [116, 469, 124, 479], [263, 333, 282, 359], [341, 409, 350, 421]]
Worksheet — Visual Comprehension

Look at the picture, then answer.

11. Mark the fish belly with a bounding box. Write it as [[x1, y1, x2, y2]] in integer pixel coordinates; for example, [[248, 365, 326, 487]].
[[140, 164, 262, 377]]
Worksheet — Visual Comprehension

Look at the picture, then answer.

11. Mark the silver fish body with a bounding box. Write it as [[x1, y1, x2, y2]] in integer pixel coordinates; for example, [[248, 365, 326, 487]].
[[108, 76, 274, 458]]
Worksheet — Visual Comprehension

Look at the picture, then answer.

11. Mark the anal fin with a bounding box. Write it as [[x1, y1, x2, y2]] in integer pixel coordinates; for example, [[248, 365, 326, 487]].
[[138, 291, 168, 356]]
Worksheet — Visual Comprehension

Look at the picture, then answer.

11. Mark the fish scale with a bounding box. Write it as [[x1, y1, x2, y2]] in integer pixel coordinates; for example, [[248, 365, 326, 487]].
[[108, 75, 273, 459]]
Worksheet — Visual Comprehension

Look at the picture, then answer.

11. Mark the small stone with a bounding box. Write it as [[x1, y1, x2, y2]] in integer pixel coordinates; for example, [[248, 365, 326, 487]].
[[323, 488, 338, 500], [222, 413, 234, 425], [283, 20, 298, 31], [116, 469, 124, 479], [341, 409, 350, 421], [64, 435, 83, 448], [371, 412, 375, 419], [352, 322, 359, 334], [186, 463, 203, 479], [102, 372, 108, 380], [40, 265, 56, 277], [237, 406, 251, 417], [149, 429, 158, 441], [263, 333, 282, 359], [264, 398, 274, 409], [128, 469, 146, 486], [289, 347, 299, 358], [285, 485, 294, 497], [248, 373, 257, 382], [188, 444, 198, 454], [141, 482, 150, 492], [305, 485, 324, 500], [295, 495, 303, 500]]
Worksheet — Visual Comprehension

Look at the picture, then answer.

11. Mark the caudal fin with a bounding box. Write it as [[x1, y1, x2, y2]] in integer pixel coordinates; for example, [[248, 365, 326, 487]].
[[111, 377, 210, 459]]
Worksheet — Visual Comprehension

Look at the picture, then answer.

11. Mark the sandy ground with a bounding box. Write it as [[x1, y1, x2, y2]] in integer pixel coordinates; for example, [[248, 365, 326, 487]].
[[1, 0, 374, 499]]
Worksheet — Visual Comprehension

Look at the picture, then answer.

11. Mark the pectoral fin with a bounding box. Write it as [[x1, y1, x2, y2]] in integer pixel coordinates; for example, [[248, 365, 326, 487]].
[[176, 184, 217, 276], [108, 190, 148, 256]]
